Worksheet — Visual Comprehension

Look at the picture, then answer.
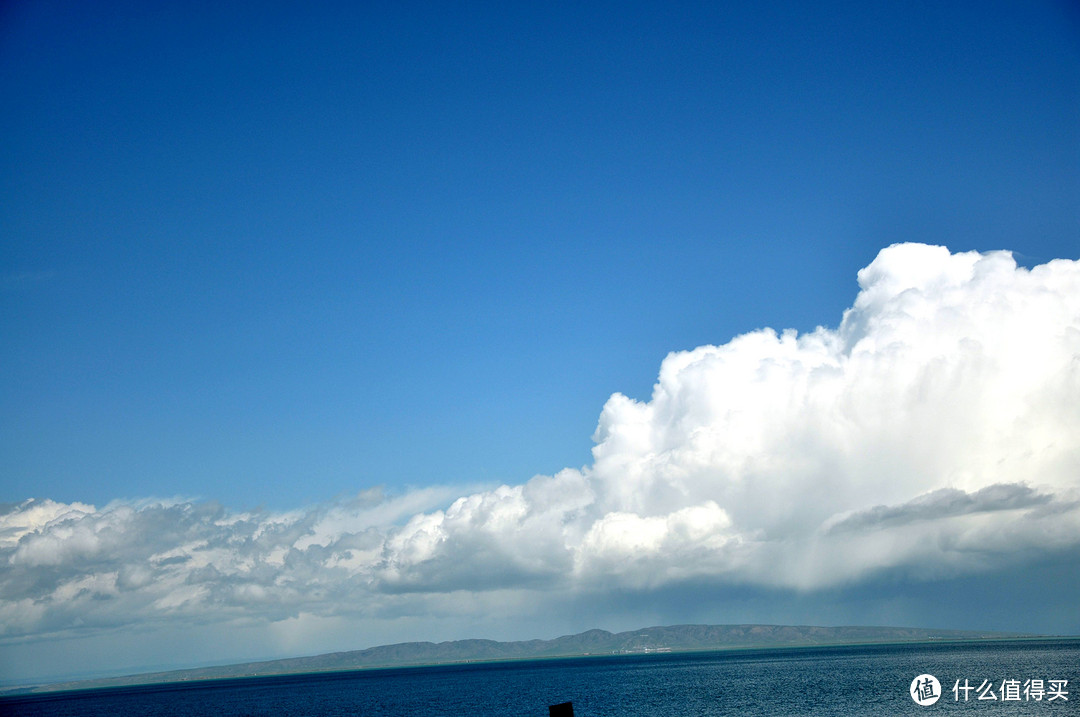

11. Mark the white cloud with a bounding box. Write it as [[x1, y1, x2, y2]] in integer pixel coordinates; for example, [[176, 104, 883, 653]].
[[0, 498, 95, 550], [2, 243, 1079, 644], [573, 502, 739, 588]]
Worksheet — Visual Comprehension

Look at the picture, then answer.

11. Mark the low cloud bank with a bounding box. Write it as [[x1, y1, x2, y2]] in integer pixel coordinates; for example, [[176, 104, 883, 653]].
[[3, 243, 1079, 640]]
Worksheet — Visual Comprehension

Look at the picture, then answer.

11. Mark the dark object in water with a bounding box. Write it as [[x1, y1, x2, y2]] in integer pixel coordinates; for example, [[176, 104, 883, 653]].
[[549, 702, 574, 717]]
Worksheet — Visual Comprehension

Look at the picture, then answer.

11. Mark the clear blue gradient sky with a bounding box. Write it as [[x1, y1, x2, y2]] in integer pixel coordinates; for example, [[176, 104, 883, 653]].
[[4, 0, 1076, 510], [1, 0, 1079, 683]]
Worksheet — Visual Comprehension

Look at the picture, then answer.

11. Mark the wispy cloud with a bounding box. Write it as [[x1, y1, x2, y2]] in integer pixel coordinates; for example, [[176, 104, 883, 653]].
[[823, 484, 1056, 534], [3, 243, 1079, 644]]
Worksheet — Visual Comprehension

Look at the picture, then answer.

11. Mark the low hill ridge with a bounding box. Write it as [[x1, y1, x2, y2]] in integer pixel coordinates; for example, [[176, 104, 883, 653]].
[[17, 624, 1030, 694]]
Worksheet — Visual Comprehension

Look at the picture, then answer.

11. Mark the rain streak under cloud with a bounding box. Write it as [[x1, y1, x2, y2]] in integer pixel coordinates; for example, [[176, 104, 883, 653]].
[[3, 243, 1079, 652]]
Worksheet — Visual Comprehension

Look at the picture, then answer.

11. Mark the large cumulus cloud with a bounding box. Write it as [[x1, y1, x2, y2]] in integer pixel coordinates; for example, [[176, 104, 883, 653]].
[[3, 243, 1079, 641]]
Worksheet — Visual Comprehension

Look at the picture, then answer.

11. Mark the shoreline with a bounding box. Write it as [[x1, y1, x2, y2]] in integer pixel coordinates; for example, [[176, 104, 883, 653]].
[[5, 632, 1076, 698]]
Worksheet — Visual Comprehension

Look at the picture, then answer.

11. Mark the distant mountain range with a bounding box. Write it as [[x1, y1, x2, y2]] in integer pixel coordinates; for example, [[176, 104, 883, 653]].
[[17, 624, 1031, 694]]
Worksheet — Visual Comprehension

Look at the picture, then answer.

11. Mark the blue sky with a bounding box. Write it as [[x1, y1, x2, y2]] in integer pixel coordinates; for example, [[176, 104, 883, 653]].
[[1, 0, 1079, 684]]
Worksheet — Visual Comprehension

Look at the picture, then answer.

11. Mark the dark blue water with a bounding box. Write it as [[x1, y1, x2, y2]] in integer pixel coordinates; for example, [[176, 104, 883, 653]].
[[2, 639, 1077, 716]]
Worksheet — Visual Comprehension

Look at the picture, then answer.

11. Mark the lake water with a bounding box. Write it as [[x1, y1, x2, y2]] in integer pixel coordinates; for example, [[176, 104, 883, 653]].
[[2, 639, 1077, 716]]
